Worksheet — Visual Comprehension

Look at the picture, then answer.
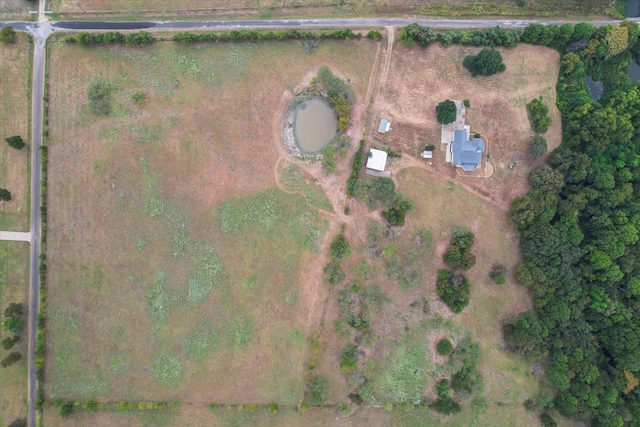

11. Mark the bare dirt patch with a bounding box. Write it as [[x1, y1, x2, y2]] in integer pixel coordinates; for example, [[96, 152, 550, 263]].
[[371, 43, 561, 210]]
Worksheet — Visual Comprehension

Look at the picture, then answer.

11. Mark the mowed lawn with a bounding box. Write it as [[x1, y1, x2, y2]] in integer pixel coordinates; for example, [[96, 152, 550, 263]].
[[45, 36, 377, 403], [0, 241, 30, 425], [0, 33, 31, 231]]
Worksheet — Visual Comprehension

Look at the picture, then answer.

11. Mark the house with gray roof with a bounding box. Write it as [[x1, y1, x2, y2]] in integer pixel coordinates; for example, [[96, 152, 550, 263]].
[[451, 129, 485, 172]]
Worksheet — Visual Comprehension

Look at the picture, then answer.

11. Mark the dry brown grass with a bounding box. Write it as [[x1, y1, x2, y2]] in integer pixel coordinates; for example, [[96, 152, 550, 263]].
[[45, 36, 377, 403], [49, 0, 614, 18], [0, 241, 30, 425], [0, 33, 31, 231], [372, 42, 562, 210]]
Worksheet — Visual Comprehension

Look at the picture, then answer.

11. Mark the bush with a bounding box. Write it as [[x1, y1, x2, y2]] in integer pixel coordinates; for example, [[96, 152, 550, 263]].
[[131, 91, 146, 107], [59, 401, 75, 419], [330, 232, 351, 261], [436, 269, 470, 313], [1, 336, 20, 350], [305, 376, 330, 406], [5, 136, 25, 150], [4, 303, 23, 318], [322, 136, 351, 173], [324, 262, 345, 286], [7, 419, 26, 427], [436, 99, 457, 124], [2, 318, 22, 334], [428, 397, 461, 415], [435, 379, 453, 398], [85, 400, 99, 412], [268, 404, 279, 413], [463, 99, 470, 108], [0, 26, 16, 44], [493, 275, 506, 285], [463, 48, 506, 77], [367, 30, 383, 41], [489, 264, 507, 281], [529, 134, 548, 158], [540, 413, 558, 427], [339, 344, 359, 373], [527, 97, 551, 133], [1, 352, 21, 368], [0, 188, 10, 202], [208, 403, 218, 411], [436, 338, 454, 356], [337, 402, 354, 416], [381, 196, 414, 226]]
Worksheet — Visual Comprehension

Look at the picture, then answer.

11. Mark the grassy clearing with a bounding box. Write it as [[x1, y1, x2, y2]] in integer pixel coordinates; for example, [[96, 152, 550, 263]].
[[49, 0, 618, 18], [0, 33, 31, 231], [278, 161, 333, 212], [45, 36, 376, 404], [0, 241, 29, 425]]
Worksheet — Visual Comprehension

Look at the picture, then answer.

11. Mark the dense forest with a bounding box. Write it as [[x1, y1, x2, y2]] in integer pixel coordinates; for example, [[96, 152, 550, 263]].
[[401, 21, 640, 426]]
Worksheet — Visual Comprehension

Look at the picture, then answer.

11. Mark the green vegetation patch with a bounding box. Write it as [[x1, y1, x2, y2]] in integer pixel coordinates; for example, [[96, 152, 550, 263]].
[[279, 163, 333, 212], [152, 353, 185, 384]]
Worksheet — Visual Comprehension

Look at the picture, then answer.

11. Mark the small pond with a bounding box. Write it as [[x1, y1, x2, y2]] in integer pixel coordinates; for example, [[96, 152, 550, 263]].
[[626, 0, 640, 18], [629, 60, 640, 82], [294, 98, 337, 153]]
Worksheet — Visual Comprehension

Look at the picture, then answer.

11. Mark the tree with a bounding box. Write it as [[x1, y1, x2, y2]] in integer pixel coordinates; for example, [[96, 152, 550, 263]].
[[0, 26, 16, 44], [4, 303, 23, 318], [366, 30, 382, 41], [436, 269, 471, 313], [527, 97, 552, 133], [529, 134, 548, 159], [0, 188, 11, 202], [503, 311, 548, 356], [2, 318, 22, 334], [463, 48, 506, 77], [4, 135, 25, 150], [0, 351, 21, 368], [435, 100, 457, 124], [436, 338, 453, 356], [329, 232, 351, 262], [1, 336, 20, 350], [339, 344, 358, 373]]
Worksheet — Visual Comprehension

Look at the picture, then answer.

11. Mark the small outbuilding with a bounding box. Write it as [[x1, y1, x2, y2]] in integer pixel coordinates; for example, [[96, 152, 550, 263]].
[[421, 150, 433, 159], [378, 119, 391, 134], [366, 148, 388, 172]]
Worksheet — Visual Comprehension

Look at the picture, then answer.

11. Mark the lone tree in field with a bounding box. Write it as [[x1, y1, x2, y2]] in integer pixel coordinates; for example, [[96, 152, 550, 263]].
[[5, 135, 25, 150], [0, 188, 11, 202], [463, 48, 506, 77], [0, 26, 17, 44], [436, 100, 457, 125]]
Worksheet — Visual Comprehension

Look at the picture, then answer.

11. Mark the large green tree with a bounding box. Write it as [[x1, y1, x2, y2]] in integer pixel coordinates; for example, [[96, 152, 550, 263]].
[[462, 48, 506, 77], [436, 99, 457, 124], [5, 135, 25, 150]]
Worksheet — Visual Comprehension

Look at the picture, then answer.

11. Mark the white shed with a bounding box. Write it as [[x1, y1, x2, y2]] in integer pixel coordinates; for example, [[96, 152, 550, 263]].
[[366, 149, 388, 172]]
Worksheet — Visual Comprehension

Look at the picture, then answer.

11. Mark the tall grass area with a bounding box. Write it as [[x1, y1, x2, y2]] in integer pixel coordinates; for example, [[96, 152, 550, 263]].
[[278, 162, 333, 212], [0, 241, 29, 424]]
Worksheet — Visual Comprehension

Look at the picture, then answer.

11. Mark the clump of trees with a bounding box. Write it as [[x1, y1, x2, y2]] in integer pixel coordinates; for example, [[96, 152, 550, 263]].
[[5, 135, 25, 150], [324, 228, 351, 286], [0, 26, 16, 44], [322, 136, 351, 173], [2, 303, 25, 368], [463, 48, 506, 77], [436, 269, 470, 313], [316, 66, 354, 132], [527, 97, 552, 133], [443, 227, 476, 270], [529, 134, 548, 159], [436, 99, 457, 124], [348, 175, 414, 226]]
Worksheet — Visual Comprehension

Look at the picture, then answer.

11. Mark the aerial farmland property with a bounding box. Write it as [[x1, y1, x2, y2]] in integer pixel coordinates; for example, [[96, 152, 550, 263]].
[[2, 4, 640, 426]]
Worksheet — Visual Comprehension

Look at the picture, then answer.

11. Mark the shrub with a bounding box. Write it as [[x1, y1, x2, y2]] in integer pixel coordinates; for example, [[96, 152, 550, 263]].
[[337, 401, 354, 416], [131, 91, 146, 107], [5, 135, 25, 150], [367, 30, 383, 41], [463, 48, 506, 77], [529, 134, 548, 158], [0, 188, 10, 202], [489, 264, 507, 281], [209, 403, 218, 411], [435, 379, 453, 398], [305, 376, 330, 406], [436, 338, 454, 356], [443, 228, 476, 270], [381, 196, 414, 226], [268, 403, 279, 413], [322, 136, 351, 173], [527, 97, 551, 133], [339, 344, 359, 373], [493, 275, 506, 285], [85, 400, 99, 412], [435, 100, 457, 124], [343, 206, 350, 215], [4, 303, 23, 318], [0, 26, 16, 44], [330, 232, 352, 261], [540, 413, 558, 427], [2, 318, 22, 334], [59, 401, 75, 419], [7, 419, 27, 427], [436, 269, 470, 313], [463, 99, 470, 108], [1, 336, 20, 350], [428, 397, 461, 415], [324, 262, 345, 286]]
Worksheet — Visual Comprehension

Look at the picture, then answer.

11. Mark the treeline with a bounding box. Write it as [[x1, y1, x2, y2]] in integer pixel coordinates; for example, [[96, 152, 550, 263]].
[[64, 31, 155, 46], [503, 21, 640, 427], [398, 22, 600, 50], [174, 28, 358, 43]]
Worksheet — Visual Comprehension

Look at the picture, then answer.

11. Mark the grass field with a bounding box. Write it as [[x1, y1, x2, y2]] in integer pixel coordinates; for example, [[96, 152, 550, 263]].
[[45, 36, 378, 405], [48, 0, 619, 18], [0, 0, 35, 20], [0, 241, 30, 426], [0, 33, 32, 231]]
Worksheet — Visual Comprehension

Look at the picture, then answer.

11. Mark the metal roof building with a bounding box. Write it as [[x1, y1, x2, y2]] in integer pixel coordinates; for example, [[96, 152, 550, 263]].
[[451, 129, 485, 172], [366, 148, 388, 172], [378, 119, 390, 133]]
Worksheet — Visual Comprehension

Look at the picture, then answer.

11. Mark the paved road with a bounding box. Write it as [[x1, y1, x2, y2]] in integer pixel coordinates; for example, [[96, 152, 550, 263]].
[[0, 231, 31, 242], [3, 9, 637, 427]]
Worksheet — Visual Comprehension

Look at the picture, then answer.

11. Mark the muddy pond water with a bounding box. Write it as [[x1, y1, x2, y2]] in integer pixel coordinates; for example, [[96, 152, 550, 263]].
[[294, 98, 337, 153]]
